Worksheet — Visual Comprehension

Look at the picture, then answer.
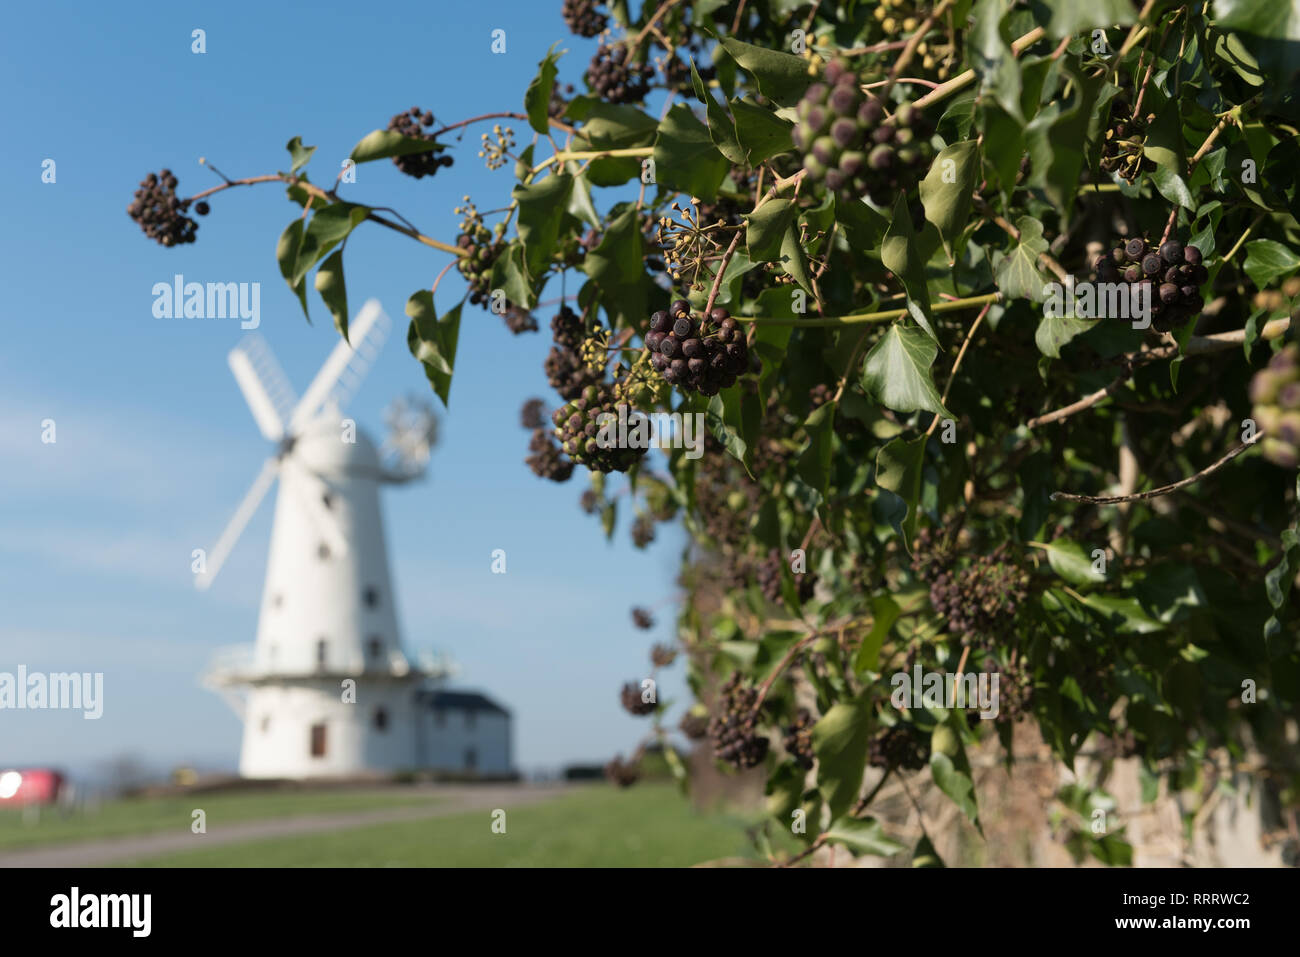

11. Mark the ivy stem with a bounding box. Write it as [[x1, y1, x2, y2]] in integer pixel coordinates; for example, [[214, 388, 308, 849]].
[[532, 146, 653, 176], [884, 0, 955, 97], [1221, 210, 1267, 263], [1050, 432, 1264, 505], [924, 300, 992, 437], [431, 111, 574, 138], [912, 27, 1045, 111], [736, 292, 1002, 327], [186, 171, 468, 257]]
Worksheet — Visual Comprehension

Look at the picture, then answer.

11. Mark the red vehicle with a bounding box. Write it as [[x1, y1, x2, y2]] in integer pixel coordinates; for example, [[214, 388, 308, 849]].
[[0, 768, 64, 806]]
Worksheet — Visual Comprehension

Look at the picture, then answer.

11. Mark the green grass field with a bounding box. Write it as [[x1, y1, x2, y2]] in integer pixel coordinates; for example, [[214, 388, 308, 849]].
[[123, 784, 774, 867], [0, 788, 437, 852]]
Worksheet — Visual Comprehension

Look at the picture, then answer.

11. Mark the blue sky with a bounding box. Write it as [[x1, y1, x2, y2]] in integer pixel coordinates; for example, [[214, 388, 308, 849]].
[[0, 0, 689, 777]]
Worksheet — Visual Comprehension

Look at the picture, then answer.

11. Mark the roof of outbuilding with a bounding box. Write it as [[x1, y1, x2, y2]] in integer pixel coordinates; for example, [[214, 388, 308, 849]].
[[416, 689, 511, 716]]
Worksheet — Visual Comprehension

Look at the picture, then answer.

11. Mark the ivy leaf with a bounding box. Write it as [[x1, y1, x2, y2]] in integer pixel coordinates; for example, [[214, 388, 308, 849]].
[[524, 46, 561, 135], [313, 250, 348, 342], [920, 140, 980, 261], [912, 834, 945, 867], [512, 173, 573, 277], [1142, 100, 1188, 172], [1035, 313, 1094, 358], [293, 203, 369, 287], [875, 435, 927, 552], [582, 206, 649, 328], [745, 198, 798, 262], [795, 399, 836, 499], [824, 817, 905, 857], [1265, 475, 1300, 643], [406, 293, 462, 407], [276, 218, 309, 321], [716, 35, 812, 106], [1243, 239, 1300, 290], [1216, 0, 1300, 91], [285, 136, 316, 175], [779, 222, 814, 294], [689, 61, 745, 165], [994, 215, 1049, 302], [348, 129, 445, 164], [653, 103, 729, 201], [706, 392, 748, 466], [880, 195, 936, 340], [861, 324, 951, 418], [853, 595, 901, 675], [731, 97, 794, 165], [811, 697, 872, 820], [1041, 0, 1136, 37], [1151, 165, 1196, 210], [930, 752, 981, 830], [1039, 539, 1107, 586]]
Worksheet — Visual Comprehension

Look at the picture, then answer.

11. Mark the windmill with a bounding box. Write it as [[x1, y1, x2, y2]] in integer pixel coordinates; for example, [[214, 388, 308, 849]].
[[198, 299, 453, 779]]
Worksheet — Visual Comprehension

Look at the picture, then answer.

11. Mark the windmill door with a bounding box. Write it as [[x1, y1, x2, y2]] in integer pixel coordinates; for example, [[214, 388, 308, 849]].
[[310, 723, 327, 758]]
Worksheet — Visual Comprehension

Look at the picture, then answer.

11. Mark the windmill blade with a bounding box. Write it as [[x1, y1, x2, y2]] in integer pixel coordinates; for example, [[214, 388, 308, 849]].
[[228, 337, 297, 442], [282, 456, 349, 560], [288, 300, 390, 432], [195, 457, 280, 591]]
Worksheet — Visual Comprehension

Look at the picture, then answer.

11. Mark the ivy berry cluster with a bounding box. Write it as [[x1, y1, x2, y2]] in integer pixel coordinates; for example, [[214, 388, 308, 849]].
[[386, 107, 454, 179], [127, 170, 199, 247], [794, 59, 933, 206], [1092, 237, 1207, 333], [644, 300, 750, 395]]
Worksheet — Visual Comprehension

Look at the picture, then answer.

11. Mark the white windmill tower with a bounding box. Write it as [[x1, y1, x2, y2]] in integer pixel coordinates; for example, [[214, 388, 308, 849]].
[[199, 300, 451, 779]]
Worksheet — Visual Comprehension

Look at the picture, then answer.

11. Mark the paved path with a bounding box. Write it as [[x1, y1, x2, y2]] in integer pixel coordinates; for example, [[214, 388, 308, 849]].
[[0, 784, 574, 868]]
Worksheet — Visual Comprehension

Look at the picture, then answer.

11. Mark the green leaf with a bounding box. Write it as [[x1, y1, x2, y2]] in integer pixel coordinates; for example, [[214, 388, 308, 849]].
[[1035, 313, 1094, 358], [706, 391, 749, 467], [690, 61, 746, 166], [524, 46, 561, 135], [1142, 102, 1188, 172], [1243, 239, 1300, 290], [731, 97, 794, 165], [653, 104, 729, 201], [406, 293, 463, 407], [930, 752, 980, 828], [920, 140, 980, 261], [861, 324, 951, 418], [348, 129, 444, 164], [293, 203, 369, 287], [795, 400, 836, 499], [912, 834, 945, 867], [745, 198, 798, 262], [1040, 539, 1107, 586], [1151, 165, 1196, 210], [512, 173, 573, 277], [779, 222, 813, 294], [276, 218, 309, 321], [1041, 0, 1136, 37], [1265, 475, 1300, 641], [313, 250, 348, 341], [995, 215, 1049, 302], [1216, 0, 1300, 91], [582, 206, 649, 328], [811, 697, 872, 819], [286, 136, 316, 175], [853, 595, 901, 675], [880, 195, 936, 340], [716, 35, 812, 106], [875, 435, 927, 551], [824, 817, 905, 857]]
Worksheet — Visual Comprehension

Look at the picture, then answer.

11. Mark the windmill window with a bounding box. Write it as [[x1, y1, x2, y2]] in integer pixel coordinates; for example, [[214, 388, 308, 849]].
[[321, 492, 334, 510], [260, 715, 271, 734], [316, 640, 327, 669], [363, 586, 380, 608], [271, 593, 283, 609], [367, 636, 383, 658], [310, 723, 327, 757], [374, 707, 388, 731], [317, 543, 331, 560], [464, 748, 477, 770]]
